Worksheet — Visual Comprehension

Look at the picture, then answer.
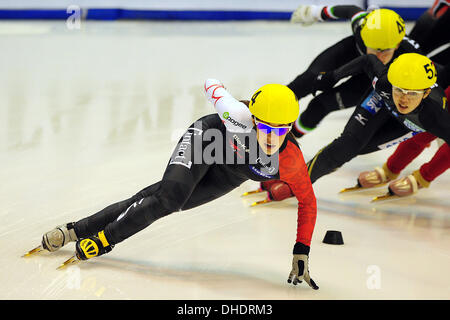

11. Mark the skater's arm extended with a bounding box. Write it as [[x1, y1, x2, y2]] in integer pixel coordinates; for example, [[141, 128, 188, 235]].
[[313, 54, 385, 93], [321, 5, 366, 23], [204, 79, 253, 133], [291, 4, 366, 26], [280, 139, 319, 290], [333, 54, 385, 80]]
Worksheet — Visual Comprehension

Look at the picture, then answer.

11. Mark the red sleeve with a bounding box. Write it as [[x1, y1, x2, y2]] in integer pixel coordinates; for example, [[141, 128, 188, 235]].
[[279, 140, 317, 246]]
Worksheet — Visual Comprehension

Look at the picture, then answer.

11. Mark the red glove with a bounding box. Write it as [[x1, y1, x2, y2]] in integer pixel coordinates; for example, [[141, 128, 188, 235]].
[[268, 181, 294, 201]]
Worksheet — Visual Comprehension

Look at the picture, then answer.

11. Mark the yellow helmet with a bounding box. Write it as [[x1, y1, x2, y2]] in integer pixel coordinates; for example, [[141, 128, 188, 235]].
[[249, 84, 299, 124], [360, 9, 405, 50], [388, 53, 437, 90]]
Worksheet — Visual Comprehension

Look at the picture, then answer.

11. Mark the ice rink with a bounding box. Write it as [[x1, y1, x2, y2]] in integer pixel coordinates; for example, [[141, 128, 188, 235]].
[[0, 20, 449, 300]]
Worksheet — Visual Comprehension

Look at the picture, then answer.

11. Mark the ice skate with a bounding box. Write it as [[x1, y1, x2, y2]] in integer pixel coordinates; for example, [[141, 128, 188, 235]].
[[241, 188, 266, 196], [250, 197, 273, 207], [22, 246, 45, 257], [372, 171, 425, 202], [340, 164, 398, 193], [23, 223, 78, 257], [57, 230, 114, 270]]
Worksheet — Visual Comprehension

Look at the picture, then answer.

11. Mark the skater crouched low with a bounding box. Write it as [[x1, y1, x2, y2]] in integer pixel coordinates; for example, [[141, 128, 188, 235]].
[[27, 79, 319, 289], [250, 53, 450, 202]]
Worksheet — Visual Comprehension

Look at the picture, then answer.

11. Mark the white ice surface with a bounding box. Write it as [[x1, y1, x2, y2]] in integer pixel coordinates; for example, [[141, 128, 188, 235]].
[[0, 21, 448, 300]]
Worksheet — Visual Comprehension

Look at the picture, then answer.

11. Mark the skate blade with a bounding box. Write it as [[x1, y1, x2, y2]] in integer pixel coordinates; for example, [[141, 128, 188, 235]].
[[57, 255, 80, 270], [241, 189, 264, 196], [339, 185, 362, 193], [371, 193, 399, 202], [339, 183, 387, 193], [22, 245, 44, 258], [250, 199, 272, 207]]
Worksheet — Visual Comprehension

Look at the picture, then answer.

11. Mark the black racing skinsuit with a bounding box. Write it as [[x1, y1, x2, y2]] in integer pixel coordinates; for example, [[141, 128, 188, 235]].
[[74, 114, 317, 247], [409, 1, 450, 64], [74, 115, 255, 244], [287, 5, 421, 132], [306, 54, 450, 184]]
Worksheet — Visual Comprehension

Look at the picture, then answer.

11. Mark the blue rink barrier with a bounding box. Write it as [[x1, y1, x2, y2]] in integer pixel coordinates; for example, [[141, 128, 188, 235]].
[[0, 8, 428, 21], [384, 7, 428, 21], [0, 9, 290, 21]]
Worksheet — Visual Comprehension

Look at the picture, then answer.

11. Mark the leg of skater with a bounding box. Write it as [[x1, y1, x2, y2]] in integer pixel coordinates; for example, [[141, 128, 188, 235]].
[[40, 116, 214, 255], [287, 36, 359, 99], [387, 141, 450, 197], [293, 74, 371, 137], [357, 132, 437, 189]]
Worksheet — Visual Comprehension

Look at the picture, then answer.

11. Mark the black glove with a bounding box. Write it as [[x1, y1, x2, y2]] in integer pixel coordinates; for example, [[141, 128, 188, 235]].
[[311, 71, 337, 96], [287, 242, 319, 290]]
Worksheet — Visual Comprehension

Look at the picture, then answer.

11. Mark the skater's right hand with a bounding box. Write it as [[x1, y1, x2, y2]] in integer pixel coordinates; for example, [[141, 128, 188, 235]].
[[311, 71, 337, 96], [290, 5, 323, 26], [287, 242, 319, 290]]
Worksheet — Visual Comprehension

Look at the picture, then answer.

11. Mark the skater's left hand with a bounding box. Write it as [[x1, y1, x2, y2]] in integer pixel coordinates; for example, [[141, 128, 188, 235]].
[[287, 242, 319, 290], [290, 5, 322, 26], [268, 181, 294, 201]]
